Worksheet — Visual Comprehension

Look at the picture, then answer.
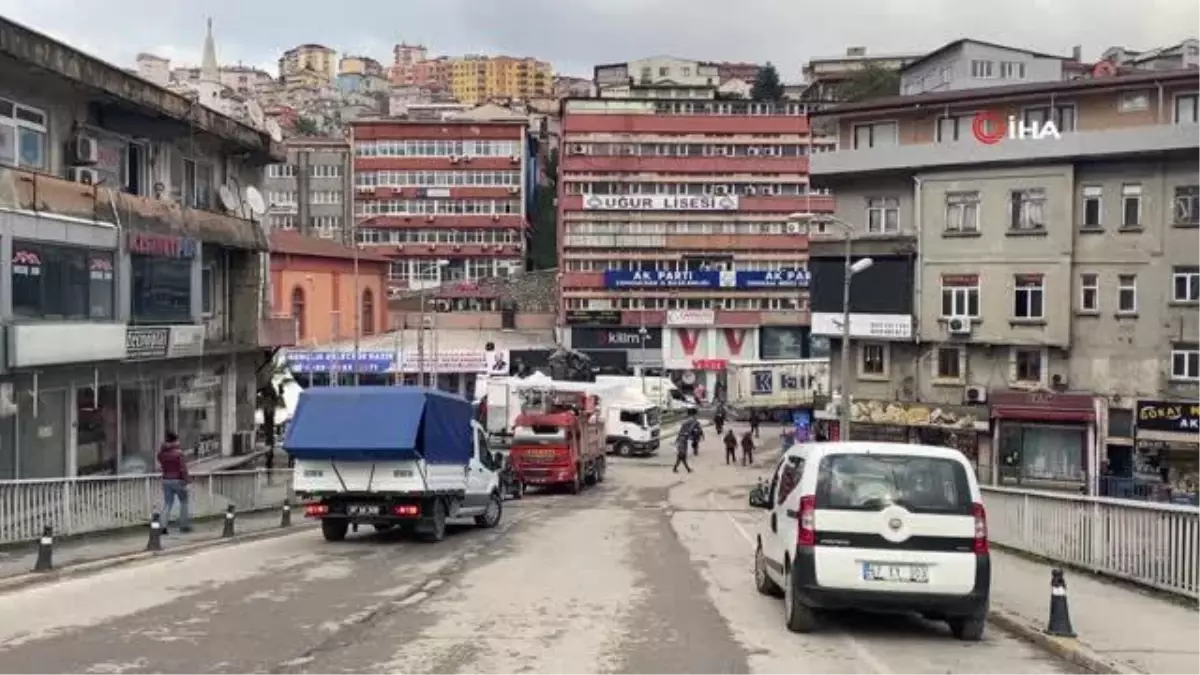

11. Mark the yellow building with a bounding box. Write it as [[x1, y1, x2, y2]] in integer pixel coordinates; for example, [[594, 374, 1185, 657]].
[[447, 55, 553, 104], [338, 55, 384, 77], [279, 44, 337, 82]]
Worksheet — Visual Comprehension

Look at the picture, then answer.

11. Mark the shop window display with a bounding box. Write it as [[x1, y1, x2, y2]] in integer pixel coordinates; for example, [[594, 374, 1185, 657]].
[[76, 384, 119, 475]]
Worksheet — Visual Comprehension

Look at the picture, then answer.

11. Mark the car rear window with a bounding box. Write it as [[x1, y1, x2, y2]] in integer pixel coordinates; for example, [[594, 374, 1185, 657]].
[[815, 452, 972, 514]]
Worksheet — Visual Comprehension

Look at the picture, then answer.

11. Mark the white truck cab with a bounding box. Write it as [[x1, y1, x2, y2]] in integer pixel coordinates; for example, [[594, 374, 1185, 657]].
[[605, 397, 662, 457]]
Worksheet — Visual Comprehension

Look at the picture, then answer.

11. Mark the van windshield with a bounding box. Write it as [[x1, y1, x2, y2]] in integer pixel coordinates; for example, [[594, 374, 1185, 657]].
[[815, 453, 972, 515]]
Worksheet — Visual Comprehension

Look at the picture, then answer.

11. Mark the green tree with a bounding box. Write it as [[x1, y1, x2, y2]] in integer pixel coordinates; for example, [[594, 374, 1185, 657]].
[[292, 116, 320, 136], [751, 62, 785, 101], [529, 148, 559, 270], [838, 64, 901, 102]]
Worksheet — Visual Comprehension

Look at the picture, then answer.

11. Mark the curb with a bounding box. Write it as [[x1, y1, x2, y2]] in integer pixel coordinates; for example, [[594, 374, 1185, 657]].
[[989, 606, 1136, 674], [0, 519, 317, 595]]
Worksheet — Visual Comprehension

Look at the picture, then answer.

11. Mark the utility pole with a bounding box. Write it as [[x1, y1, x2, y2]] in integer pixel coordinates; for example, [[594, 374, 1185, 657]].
[[839, 232, 853, 442]]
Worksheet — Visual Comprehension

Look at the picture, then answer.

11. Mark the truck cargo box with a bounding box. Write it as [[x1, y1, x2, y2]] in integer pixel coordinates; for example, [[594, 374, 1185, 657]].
[[284, 386, 472, 464]]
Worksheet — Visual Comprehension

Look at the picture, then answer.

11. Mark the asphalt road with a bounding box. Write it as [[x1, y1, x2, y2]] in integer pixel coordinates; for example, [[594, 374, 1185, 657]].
[[0, 427, 1075, 674]]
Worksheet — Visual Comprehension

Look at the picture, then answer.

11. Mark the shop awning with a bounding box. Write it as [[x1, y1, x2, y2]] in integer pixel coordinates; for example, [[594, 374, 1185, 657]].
[[991, 405, 1095, 423]]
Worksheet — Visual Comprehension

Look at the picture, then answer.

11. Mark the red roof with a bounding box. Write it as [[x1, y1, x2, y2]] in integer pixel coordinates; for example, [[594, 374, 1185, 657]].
[[269, 230, 391, 263]]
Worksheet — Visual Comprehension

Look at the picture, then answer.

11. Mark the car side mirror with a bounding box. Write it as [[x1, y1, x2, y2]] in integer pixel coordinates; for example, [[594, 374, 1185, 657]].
[[748, 484, 771, 509]]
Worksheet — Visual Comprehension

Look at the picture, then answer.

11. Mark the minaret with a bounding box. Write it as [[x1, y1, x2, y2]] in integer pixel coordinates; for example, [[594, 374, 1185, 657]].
[[200, 17, 219, 83]]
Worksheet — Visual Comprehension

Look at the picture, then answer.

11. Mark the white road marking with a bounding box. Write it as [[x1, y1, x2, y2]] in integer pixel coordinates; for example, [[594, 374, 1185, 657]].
[[708, 490, 895, 675]]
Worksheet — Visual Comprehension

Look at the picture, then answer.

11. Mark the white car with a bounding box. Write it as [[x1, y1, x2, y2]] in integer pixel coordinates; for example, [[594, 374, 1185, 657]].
[[748, 441, 990, 640]]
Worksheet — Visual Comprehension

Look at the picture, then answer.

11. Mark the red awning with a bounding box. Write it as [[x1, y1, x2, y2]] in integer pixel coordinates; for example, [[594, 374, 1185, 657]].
[[991, 406, 1095, 423]]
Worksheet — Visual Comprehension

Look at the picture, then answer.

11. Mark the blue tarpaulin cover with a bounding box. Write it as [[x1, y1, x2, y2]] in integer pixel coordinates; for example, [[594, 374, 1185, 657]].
[[283, 387, 473, 464]]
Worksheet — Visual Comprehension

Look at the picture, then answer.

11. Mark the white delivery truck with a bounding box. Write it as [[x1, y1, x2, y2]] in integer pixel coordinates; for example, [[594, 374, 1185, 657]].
[[594, 375, 696, 411], [287, 386, 504, 543], [726, 358, 831, 420], [602, 388, 663, 457]]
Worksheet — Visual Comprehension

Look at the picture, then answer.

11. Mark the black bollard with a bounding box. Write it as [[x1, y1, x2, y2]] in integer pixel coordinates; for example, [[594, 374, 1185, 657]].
[[280, 500, 292, 528], [1045, 568, 1077, 637], [33, 525, 53, 572], [146, 512, 164, 552], [222, 504, 236, 538]]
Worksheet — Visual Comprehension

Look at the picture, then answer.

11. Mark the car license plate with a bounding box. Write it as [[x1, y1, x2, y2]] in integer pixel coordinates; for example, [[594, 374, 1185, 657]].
[[862, 562, 929, 583], [347, 504, 380, 516]]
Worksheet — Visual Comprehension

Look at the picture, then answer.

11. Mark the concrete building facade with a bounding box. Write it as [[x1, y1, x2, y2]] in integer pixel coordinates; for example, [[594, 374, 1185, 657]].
[[557, 96, 833, 394], [0, 16, 292, 478], [809, 69, 1199, 496], [899, 39, 1082, 96], [279, 44, 337, 83], [264, 138, 353, 242]]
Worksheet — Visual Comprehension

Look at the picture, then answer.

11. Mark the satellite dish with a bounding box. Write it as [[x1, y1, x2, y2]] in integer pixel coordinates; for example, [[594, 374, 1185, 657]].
[[218, 185, 242, 214], [265, 118, 283, 143], [243, 186, 267, 218], [247, 101, 266, 129]]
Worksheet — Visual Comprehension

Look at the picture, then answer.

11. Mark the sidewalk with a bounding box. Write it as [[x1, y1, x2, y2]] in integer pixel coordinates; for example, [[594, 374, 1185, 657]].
[[990, 547, 1200, 673], [0, 509, 300, 581]]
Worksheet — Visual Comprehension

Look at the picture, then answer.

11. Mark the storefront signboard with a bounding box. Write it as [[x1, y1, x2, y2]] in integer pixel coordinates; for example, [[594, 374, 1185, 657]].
[[572, 326, 663, 350], [127, 232, 198, 259], [565, 310, 622, 326], [125, 327, 171, 360], [810, 313, 913, 340], [1136, 400, 1200, 436], [666, 309, 715, 326], [604, 269, 811, 290], [848, 399, 982, 430], [287, 350, 396, 373]]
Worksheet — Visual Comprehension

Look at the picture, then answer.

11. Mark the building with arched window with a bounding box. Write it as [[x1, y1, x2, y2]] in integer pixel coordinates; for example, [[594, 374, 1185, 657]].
[[269, 231, 390, 347]]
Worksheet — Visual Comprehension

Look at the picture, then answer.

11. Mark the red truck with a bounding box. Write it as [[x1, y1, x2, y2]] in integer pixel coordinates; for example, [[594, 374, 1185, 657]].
[[508, 389, 607, 494]]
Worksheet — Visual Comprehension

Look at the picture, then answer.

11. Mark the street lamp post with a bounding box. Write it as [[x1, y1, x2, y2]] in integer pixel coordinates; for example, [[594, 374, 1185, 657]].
[[788, 213, 873, 442], [416, 259, 449, 389]]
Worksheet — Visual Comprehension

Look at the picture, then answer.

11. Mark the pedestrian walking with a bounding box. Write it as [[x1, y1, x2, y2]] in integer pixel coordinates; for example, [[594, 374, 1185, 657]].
[[674, 408, 699, 474], [749, 410, 761, 438], [158, 431, 192, 535], [723, 429, 738, 465], [690, 415, 704, 456], [741, 430, 755, 466], [713, 404, 726, 435]]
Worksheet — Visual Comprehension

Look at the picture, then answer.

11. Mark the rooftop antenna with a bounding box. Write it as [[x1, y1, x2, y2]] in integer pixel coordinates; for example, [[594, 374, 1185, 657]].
[[218, 184, 243, 216], [265, 118, 284, 143]]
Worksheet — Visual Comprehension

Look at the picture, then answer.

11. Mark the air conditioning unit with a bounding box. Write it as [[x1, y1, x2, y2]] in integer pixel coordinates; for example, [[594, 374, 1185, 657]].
[[1051, 373, 1069, 390], [569, 144, 587, 155], [425, 214, 435, 222], [356, 185, 374, 194], [67, 167, 99, 185], [435, 300, 452, 312], [449, 155, 460, 163], [509, 154, 520, 163], [715, 185, 729, 195], [507, 187, 519, 195], [749, 147, 760, 156], [947, 316, 973, 335], [73, 135, 99, 164], [491, 214, 500, 221], [964, 386, 987, 404], [785, 221, 804, 234], [746, 187, 757, 195]]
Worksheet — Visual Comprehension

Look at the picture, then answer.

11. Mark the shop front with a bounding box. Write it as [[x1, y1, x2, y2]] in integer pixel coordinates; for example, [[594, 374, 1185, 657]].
[[285, 348, 512, 397], [815, 399, 987, 471], [662, 313, 757, 400], [990, 390, 1098, 493], [1121, 400, 1199, 504]]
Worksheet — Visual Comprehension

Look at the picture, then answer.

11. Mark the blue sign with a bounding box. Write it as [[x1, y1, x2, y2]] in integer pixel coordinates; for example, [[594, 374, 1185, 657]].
[[737, 269, 811, 289], [602, 269, 809, 289], [751, 370, 773, 395], [287, 350, 395, 374], [604, 269, 722, 289]]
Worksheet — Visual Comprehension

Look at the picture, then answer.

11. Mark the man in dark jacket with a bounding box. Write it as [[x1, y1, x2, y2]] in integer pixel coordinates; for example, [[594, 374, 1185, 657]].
[[723, 429, 738, 465], [158, 431, 192, 534], [741, 430, 755, 466], [674, 409, 699, 473], [749, 410, 761, 438]]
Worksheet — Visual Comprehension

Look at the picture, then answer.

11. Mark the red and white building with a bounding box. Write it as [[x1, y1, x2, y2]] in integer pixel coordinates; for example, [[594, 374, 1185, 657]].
[[557, 97, 835, 393], [350, 118, 531, 309]]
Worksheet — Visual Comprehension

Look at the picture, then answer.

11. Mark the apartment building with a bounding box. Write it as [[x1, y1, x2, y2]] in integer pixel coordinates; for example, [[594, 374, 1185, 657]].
[[447, 55, 554, 105], [899, 39, 1085, 96], [800, 46, 924, 104], [557, 97, 833, 391], [279, 44, 337, 83], [339, 55, 385, 77], [350, 118, 536, 303], [0, 17, 293, 479], [391, 43, 429, 84], [593, 56, 721, 99], [808, 69, 1199, 495], [264, 138, 352, 241]]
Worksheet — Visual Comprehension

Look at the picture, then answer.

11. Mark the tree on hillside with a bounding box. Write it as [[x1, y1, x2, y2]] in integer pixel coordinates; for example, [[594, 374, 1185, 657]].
[[838, 64, 901, 103], [292, 116, 321, 136], [751, 62, 785, 101]]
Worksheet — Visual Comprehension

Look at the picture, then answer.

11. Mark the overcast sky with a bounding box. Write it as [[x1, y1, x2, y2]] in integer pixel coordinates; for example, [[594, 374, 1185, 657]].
[[0, 0, 1196, 79]]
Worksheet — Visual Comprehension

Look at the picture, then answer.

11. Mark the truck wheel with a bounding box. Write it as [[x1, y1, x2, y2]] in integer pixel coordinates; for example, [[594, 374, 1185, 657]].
[[421, 499, 447, 543], [585, 461, 598, 486], [597, 458, 607, 483], [513, 481, 525, 500], [475, 492, 503, 528], [321, 519, 348, 542], [615, 441, 632, 457], [569, 468, 582, 494]]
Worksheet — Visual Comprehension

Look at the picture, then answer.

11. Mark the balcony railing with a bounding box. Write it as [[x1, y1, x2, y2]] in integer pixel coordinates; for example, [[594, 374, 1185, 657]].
[[811, 122, 1200, 177], [0, 164, 268, 251]]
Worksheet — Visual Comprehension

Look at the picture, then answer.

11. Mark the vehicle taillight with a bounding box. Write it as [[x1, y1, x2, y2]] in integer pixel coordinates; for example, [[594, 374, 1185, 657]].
[[391, 504, 420, 517], [972, 502, 988, 555], [304, 503, 329, 518], [796, 494, 816, 547]]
